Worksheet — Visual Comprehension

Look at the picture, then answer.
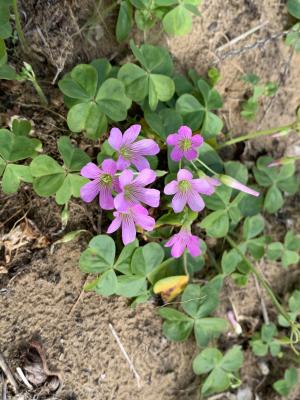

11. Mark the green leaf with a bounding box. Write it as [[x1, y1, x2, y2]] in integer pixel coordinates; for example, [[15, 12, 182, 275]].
[[0, 156, 5, 176], [159, 308, 194, 341], [193, 348, 222, 375], [285, 23, 300, 51], [284, 231, 300, 251], [67, 101, 107, 138], [243, 214, 265, 240], [94, 269, 118, 296], [148, 74, 175, 110], [2, 164, 33, 193], [0, 64, 18, 80], [267, 242, 284, 260], [198, 143, 224, 173], [95, 78, 132, 120], [273, 367, 298, 397], [116, 1, 133, 42], [30, 155, 65, 196], [138, 44, 174, 75], [131, 242, 164, 276], [219, 346, 243, 372], [58, 64, 98, 100], [79, 235, 116, 273], [288, 0, 300, 18], [264, 185, 283, 213], [194, 317, 228, 347], [118, 63, 148, 102], [0, 129, 40, 161], [144, 107, 183, 139], [55, 174, 87, 204], [200, 210, 229, 238], [58, 136, 90, 171], [251, 339, 268, 356], [285, 367, 298, 387], [12, 119, 32, 136], [261, 323, 277, 343], [221, 249, 242, 275], [116, 275, 147, 297], [0, 38, 7, 65], [289, 290, 300, 313], [90, 58, 113, 90], [114, 240, 139, 274], [201, 368, 230, 397], [181, 282, 220, 318], [282, 249, 299, 268], [202, 111, 223, 138], [163, 5, 193, 36], [225, 161, 248, 185], [176, 94, 205, 130]]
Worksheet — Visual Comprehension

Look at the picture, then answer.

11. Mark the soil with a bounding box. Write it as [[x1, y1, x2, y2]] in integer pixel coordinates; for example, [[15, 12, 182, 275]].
[[1, 0, 300, 399]]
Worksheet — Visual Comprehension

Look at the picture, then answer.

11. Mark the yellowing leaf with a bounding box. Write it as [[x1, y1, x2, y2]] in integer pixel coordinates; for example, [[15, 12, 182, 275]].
[[153, 275, 188, 303]]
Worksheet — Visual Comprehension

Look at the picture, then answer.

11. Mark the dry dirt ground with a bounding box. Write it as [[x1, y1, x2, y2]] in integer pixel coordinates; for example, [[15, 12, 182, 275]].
[[1, 0, 300, 399]]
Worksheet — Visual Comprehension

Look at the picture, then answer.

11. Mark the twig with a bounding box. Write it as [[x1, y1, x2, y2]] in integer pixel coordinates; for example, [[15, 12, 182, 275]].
[[254, 273, 270, 325], [16, 367, 33, 390], [108, 323, 141, 388], [1, 374, 7, 400], [0, 353, 18, 394], [68, 276, 88, 315], [216, 21, 269, 52]]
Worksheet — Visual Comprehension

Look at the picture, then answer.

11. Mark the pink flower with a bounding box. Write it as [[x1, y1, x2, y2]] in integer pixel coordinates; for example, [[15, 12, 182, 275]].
[[165, 228, 201, 258], [167, 125, 204, 162], [164, 169, 219, 213], [108, 124, 160, 171], [114, 168, 160, 211], [219, 175, 259, 197], [80, 160, 119, 210], [107, 204, 155, 245]]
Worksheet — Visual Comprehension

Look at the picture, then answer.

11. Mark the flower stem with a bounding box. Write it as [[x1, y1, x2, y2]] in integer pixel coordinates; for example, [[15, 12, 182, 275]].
[[195, 158, 216, 175], [12, 0, 29, 53], [30, 78, 48, 106], [225, 235, 294, 326], [183, 250, 189, 278], [217, 122, 297, 148]]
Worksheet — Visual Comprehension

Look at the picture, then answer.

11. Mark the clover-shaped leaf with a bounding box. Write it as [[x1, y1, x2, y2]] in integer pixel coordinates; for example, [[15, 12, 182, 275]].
[[278, 290, 300, 327], [273, 367, 298, 397], [267, 231, 300, 268], [80, 235, 116, 273], [59, 62, 131, 139], [162, 0, 202, 36], [285, 23, 300, 51], [118, 41, 175, 111], [193, 346, 243, 397], [251, 323, 281, 357]]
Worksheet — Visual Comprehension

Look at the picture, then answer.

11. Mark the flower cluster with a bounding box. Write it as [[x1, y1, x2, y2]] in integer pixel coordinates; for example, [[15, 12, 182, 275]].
[[80, 124, 160, 245], [80, 124, 259, 258]]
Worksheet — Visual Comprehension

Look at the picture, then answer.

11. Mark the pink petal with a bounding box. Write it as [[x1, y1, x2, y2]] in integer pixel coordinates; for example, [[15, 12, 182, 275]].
[[134, 168, 156, 186], [191, 134, 204, 147], [191, 178, 217, 195], [184, 148, 198, 161], [116, 156, 131, 171], [177, 169, 193, 181], [164, 180, 178, 195], [141, 188, 160, 208], [107, 215, 122, 234], [121, 216, 136, 245], [166, 133, 179, 146], [132, 155, 150, 171], [187, 237, 201, 257], [119, 169, 134, 188], [132, 139, 160, 156], [81, 162, 101, 179], [99, 187, 114, 210], [171, 240, 186, 258], [108, 128, 123, 150], [133, 212, 155, 231], [102, 159, 117, 174], [80, 180, 100, 203], [170, 146, 184, 162], [231, 182, 260, 197], [165, 235, 176, 248], [132, 204, 148, 215], [178, 125, 192, 139], [187, 190, 205, 212], [122, 124, 141, 145], [172, 192, 187, 213], [114, 192, 134, 211]]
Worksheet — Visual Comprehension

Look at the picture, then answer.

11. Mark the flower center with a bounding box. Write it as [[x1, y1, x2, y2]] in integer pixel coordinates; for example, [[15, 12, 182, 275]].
[[178, 180, 191, 192], [179, 138, 191, 151], [120, 146, 132, 160], [100, 173, 113, 187]]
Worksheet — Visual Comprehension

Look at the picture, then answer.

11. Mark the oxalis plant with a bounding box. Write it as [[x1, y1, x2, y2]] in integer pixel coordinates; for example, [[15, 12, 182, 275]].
[[1, 1, 300, 398]]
